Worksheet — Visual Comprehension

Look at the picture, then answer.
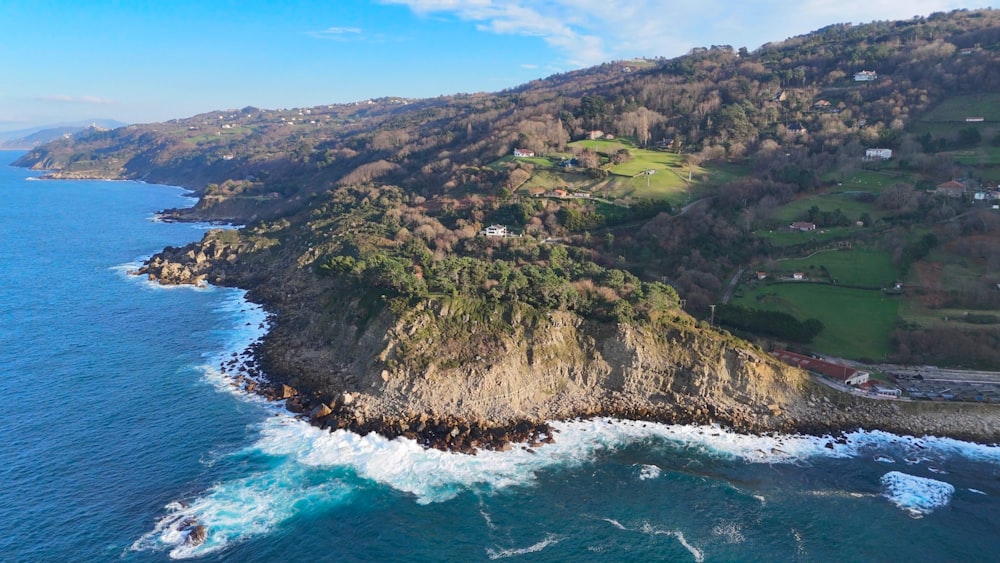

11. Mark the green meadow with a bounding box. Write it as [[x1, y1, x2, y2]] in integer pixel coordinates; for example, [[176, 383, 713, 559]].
[[731, 283, 899, 360], [755, 225, 856, 247], [772, 248, 898, 288], [774, 192, 875, 223], [919, 93, 1000, 122]]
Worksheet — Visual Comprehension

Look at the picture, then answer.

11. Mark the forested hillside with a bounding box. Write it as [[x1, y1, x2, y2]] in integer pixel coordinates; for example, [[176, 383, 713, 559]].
[[18, 8, 1000, 367]]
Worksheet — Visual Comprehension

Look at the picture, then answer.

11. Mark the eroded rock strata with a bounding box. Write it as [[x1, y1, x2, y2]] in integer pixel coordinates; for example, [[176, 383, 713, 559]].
[[136, 235, 1000, 450]]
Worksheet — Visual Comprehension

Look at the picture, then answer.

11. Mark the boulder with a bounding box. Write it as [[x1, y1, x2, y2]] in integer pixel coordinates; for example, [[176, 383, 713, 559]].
[[309, 403, 332, 419]]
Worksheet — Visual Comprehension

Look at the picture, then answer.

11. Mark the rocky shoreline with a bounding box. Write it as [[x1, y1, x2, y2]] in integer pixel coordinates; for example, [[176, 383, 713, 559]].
[[133, 224, 1000, 452], [211, 329, 1000, 454]]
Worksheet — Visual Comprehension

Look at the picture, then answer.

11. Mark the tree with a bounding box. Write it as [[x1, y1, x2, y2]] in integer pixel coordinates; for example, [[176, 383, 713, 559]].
[[611, 148, 633, 164], [576, 148, 601, 169]]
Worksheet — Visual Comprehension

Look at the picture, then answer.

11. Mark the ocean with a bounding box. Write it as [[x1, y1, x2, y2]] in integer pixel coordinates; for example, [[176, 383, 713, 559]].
[[1, 149, 999, 562]]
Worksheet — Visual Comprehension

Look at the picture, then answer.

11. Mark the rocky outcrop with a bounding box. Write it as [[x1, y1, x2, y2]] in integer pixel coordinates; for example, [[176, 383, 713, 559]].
[[136, 236, 819, 448], [137, 233, 1000, 449]]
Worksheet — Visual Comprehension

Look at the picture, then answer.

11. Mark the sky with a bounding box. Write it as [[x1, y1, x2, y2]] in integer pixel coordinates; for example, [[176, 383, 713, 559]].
[[0, 0, 993, 132]]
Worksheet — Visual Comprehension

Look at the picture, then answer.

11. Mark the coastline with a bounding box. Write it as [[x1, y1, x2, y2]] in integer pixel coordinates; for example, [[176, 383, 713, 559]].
[[18, 162, 1000, 449], [196, 268, 1000, 452], [131, 227, 1000, 453]]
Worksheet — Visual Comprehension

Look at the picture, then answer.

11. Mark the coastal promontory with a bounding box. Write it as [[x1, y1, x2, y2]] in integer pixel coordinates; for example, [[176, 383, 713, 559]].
[[17, 9, 1000, 446]]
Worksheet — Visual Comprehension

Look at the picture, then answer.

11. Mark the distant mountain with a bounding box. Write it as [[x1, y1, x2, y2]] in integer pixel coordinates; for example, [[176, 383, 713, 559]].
[[0, 119, 129, 149]]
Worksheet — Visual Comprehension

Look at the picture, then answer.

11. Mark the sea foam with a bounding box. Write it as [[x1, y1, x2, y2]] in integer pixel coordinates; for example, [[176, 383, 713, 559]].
[[486, 533, 562, 559], [637, 463, 662, 480], [136, 414, 1000, 557], [129, 285, 1000, 559], [881, 471, 955, 517]]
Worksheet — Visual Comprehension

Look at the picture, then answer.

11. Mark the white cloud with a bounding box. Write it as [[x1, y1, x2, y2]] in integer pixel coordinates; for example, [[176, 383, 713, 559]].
[[307, 26, 364, 40], [380, 0, 991, 66], [36, 95, 117, 105]]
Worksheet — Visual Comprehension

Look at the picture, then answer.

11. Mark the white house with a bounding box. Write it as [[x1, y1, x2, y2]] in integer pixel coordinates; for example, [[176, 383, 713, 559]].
[[865, 148, 892, 160], [480, 224, 508, 237], [854, 70, 878, 81], [842, 370, 870, 386], [513, 148, 535, 158]]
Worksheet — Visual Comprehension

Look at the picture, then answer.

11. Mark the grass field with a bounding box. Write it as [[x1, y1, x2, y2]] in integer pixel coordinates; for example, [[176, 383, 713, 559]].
[[773, 248, 898, 287], [917, 243, 991, 291], [570, 139, 633, 153], [949, 146, 1000, 166], [773, 191, 877, 224], [490, 155, 555, 169], [731, 283, 899, 359], [599, 169, 693, 202], [919, 94, 1000, 122], [567, 139, 707, 201], [836, 169, 917, 192], [181, 126, 253, 145], [494, 139, 747, 203], [755, 225, 857, 247], [520, 169, 575, 191]]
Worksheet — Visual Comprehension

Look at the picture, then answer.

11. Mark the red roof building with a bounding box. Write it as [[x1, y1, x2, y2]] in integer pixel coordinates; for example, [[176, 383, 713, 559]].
[[771, 350, 870, 386]]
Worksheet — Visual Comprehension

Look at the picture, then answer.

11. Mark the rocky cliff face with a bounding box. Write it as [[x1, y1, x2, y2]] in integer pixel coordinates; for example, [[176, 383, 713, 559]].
[[134, 231, 1000, 448], [134, 231, 821, 445]]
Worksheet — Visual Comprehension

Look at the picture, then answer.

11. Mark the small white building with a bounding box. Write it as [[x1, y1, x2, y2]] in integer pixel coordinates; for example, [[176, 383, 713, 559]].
[[875, 386, 902, 398], [865, 148, 892, 160], [854, 70, 878, 82], [480, 224, 508, 237], [513, 148, 535, 158]]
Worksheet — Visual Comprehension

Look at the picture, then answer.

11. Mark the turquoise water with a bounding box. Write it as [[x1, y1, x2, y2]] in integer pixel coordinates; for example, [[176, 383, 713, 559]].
[[2, 150, 999, 562]]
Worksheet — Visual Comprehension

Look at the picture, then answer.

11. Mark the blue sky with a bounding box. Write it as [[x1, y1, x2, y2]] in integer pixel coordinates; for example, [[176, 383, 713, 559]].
[[0, 0, 991, 131]]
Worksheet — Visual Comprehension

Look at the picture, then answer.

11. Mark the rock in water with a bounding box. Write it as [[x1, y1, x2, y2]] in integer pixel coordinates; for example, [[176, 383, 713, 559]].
[[186, 525, 207, 547]]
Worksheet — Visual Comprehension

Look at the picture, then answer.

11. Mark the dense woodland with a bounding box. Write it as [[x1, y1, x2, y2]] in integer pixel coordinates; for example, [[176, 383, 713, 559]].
[[18, 8, 1000, 367]]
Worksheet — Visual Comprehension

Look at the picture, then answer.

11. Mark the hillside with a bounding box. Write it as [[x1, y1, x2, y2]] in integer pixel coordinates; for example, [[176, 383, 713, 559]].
[[0, 120, 129, 149], [15, 8, 1000, 444]]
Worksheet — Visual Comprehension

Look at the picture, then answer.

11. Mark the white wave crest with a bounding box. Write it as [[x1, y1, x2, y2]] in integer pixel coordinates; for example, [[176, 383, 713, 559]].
[[486, 533, 561, 559], [638, 463, 662, 480], [130, 376, 1000, 559], [881, 471, 955, 517], [131, 462, 354, 559], [640, 523, 705, 562], [603, 518, 627, 530]]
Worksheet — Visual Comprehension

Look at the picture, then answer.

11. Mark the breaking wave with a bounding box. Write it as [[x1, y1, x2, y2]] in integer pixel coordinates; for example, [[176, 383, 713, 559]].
[[881, 471, 955, 517]]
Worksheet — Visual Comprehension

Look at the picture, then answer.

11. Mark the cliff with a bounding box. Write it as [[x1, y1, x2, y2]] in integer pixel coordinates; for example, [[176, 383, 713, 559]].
[[135, 230, 1000, 449], [22, 7, 1000, 447]]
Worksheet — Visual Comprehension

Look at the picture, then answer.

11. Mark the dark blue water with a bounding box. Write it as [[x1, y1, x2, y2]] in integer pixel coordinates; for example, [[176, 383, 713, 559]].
[[2, 150, 999, 562]]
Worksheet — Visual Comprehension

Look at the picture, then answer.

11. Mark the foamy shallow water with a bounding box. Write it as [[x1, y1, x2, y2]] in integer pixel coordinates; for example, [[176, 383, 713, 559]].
[[114, 266, 1000, 559], [133, 405, 1000, 558], [881, 471, 956, 517]]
